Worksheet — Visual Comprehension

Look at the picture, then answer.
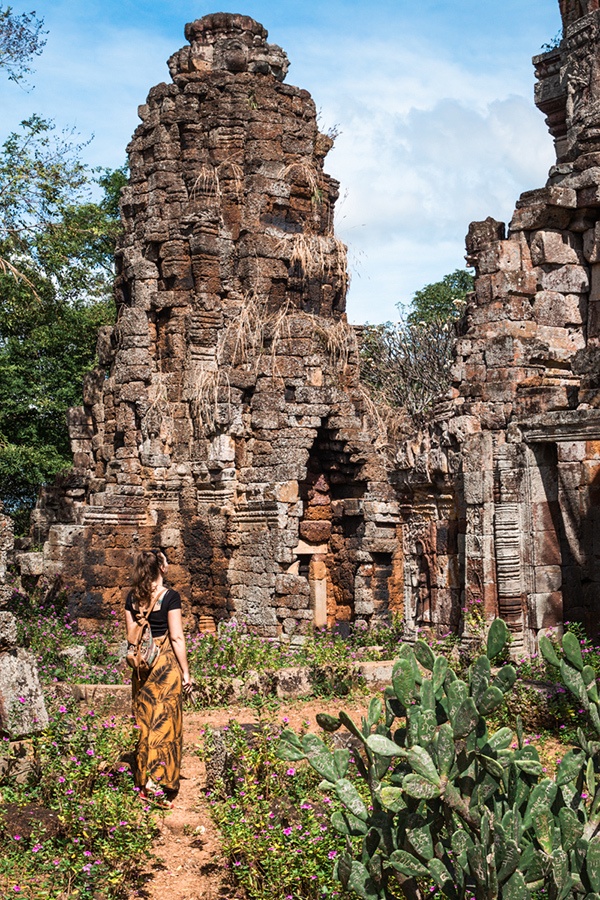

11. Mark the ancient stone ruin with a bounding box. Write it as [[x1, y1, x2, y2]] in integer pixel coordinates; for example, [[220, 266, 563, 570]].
[[23, 2, 600, 652], [397, 0, 600, 655], [32, 13, 400, 639]]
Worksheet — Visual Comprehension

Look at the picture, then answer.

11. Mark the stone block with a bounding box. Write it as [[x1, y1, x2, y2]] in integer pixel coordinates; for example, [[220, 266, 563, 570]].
[[534, 565, 562, 593], [465, 217, 506, 257], [293, 540, 328, 555], [276, 481, 299, 502], [532, 290, 584, 326], [59, 645, 87, 663], [584, 223, 600, 262], [490, 269, 538, 296], [275, 574, 310, 596], [0, 612, 18, 649], [275, 666, 312, 699], [540, 265, 589, 293], [0, 649, 48, 737], [15, 552, 44, 577], [299, 521, 332, 542], [354, 599, 375, 615], [510, 205, 568, 232], [530, 230, 581, 266], [528, 591, 563, 630], [476, 240, 522, 274], [356, 660, 395, 687], [533, 527, 561, 567], [69, 683, 132, 716]]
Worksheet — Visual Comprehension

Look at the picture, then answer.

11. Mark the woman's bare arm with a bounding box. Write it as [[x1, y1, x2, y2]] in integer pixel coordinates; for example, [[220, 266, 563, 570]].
[[167, 607, 192, 692]]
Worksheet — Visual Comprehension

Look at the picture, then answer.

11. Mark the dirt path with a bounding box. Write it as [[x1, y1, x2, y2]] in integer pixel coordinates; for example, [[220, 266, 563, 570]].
[[130, 696, 373, 900]]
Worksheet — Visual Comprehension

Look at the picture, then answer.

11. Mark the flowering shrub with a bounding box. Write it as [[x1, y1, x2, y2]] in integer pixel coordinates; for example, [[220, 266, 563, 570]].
[[187, 620, 393, 703], [10, 581, 126, 685], [0, 692, 157, 898], [205, 716, 354, 899]]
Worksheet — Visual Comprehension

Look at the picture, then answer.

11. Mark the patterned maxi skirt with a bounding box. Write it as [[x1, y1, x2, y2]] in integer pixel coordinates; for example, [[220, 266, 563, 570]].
[[131, 637, 183, 793]]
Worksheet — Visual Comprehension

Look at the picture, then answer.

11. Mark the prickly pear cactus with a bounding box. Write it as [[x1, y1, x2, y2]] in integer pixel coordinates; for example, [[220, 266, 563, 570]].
[[278, 621, 600, 900]]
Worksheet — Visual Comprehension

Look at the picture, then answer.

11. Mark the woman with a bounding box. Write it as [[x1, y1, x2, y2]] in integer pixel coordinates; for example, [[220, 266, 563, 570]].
[[125, 549, 192, 806]]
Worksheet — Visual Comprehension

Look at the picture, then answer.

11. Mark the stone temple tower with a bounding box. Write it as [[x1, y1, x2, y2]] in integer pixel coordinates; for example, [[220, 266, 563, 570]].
[[33, 14, 401, 637]]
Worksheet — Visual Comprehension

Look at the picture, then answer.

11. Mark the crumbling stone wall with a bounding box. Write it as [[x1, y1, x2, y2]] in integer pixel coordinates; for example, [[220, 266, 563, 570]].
[[33, 14, 401, 638], [0, 509, 47, 738], [397, 1, 600, 653]]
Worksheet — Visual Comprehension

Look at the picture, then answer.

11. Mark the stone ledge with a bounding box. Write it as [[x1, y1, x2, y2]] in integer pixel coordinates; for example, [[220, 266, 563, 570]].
[[63, 683, 132, 716], [65, 659, 397, 712]]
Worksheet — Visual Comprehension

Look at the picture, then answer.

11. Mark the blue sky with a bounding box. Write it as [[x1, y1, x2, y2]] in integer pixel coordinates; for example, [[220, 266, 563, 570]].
[[2, 0, 562, 322]]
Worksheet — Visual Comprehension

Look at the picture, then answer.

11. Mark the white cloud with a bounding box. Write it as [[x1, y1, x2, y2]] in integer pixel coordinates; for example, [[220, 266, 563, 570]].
[[302, 38, 556, 322]]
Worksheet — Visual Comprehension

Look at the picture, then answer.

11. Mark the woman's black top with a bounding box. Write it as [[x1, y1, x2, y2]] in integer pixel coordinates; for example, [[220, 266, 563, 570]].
[[125, 588, 181, 638]]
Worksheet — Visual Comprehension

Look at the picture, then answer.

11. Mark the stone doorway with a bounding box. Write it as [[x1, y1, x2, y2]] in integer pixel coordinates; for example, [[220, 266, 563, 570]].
[[296, 423, 368, 629]]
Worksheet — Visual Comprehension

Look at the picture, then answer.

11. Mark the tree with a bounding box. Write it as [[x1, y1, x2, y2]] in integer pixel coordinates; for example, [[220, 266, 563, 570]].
[[359, 268, 473, 422], [0, 5, 46, 84], [0, 12, 125, 534], [0, 120, 126, 530], [0, 165, 125, 532], [407, 268, 474, 326], [359, 320, 455, 422]]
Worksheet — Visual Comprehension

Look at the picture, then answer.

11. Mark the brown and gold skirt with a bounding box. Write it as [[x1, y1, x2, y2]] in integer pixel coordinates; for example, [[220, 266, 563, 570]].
[[131, 637, 183, 793]]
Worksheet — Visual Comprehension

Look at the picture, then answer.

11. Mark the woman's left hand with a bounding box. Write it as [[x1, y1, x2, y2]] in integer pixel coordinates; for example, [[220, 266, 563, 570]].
[[182, 673, 193, 695]]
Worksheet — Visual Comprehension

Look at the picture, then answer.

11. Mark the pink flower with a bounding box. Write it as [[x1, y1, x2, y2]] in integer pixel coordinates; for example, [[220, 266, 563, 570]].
[[58, 706, 67, 713], [13, 835, 20, 841], [328, 850, 338, 859], [286, 767, 295, 776]]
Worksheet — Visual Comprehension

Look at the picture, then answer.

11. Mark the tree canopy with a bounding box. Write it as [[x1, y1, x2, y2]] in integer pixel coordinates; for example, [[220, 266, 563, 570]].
[[0, 159, 125, 531], [407, 267, 474, 325], [0, 11, 126, 532], [0, 5, 46, 84]]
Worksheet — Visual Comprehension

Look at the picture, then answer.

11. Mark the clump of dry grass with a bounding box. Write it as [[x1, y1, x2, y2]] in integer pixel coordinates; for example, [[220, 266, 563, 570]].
[[185, 364, 232, 434], [184, 291, 359, 435], [190, 163, 221, 204], [216, 292, 268, 368], [280, 160, 321, 204], [353, 384, 412, 461], [278, 232, 349, 296], [313, 317, 357, 374], [189, 159, 245, 208], [217, 291, 357, 378]]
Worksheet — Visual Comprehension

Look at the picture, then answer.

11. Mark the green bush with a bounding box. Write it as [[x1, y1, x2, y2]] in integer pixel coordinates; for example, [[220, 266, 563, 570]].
[[10, 581, 125, 685]]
